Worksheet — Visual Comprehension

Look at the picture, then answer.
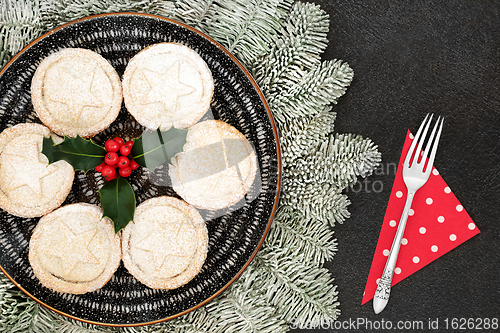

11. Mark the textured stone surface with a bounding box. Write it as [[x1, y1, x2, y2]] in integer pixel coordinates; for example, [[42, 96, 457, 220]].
[[305, 0, 499, 330]]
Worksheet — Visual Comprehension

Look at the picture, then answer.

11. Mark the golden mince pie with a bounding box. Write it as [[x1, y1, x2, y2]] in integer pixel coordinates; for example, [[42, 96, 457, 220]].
[[122, 42, 214, 131], [121, 196, 208, 290], [31, 48, 122, 138], [29, 203, 121, 294], [169, 120, 257, 210], [0, 123, 74, 218]]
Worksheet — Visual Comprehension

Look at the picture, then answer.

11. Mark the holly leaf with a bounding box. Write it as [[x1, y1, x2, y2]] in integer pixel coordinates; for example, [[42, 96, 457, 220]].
[[42, 135, 106, 172], [98, 177, 136, 234], [131, 127, 188, 171]]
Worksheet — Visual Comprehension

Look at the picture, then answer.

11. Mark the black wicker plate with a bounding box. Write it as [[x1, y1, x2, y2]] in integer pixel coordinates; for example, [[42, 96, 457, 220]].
[[0, 13, 281, 326]]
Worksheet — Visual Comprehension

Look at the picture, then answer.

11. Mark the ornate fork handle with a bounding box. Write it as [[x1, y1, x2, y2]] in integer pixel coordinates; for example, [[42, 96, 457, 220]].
[[373, 190, 415, 314]]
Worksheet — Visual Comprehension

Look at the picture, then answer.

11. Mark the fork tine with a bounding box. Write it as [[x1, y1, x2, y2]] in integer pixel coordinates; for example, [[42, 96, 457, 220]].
[[405, 114, 429, 167], [422, 116, 441, 164], [413, 114, 433, 166], [425, 117, 444, 173]]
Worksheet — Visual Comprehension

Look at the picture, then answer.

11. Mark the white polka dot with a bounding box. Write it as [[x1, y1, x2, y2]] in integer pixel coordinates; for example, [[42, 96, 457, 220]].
[[394, 267, 401, 274], [401, 238, 408, 245], [431, 245, 438, 252], [396, 191, 403, 198], [409, 209, 415, 216], [413, 256, 420, 263], [383, 249, 390, 256], [409, 133, 414, 139], [376, 278, 380, 285], [426, 198, 433, 205], [450, 234, 457, 241], [456, 205, 463, 212], [444, 186, 451, 194], [437, 216, 445, 223], [419, 227, 426, 234], [468, 223, 476, 230], [432, 169, 439, 176], [389, 220, 397, 227], [363, 291, 365, 296]]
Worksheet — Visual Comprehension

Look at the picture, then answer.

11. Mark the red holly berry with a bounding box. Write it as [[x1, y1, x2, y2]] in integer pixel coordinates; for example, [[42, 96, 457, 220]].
[[118, 166, 132, 177], [113, 137, 125, 148], [101, 165, 117, 181], [95, 162, 106, 173], [104, 139, 120, 153], [105, 152, 119, 165], [129, 159, 139, 170], [120, 144, 131, 156], [118, 156, 129, 168], [125, 140, 134, 148]]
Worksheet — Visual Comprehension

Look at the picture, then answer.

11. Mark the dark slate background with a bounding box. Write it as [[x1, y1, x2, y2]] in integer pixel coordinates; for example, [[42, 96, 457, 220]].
[[293, 1, 500, 332]]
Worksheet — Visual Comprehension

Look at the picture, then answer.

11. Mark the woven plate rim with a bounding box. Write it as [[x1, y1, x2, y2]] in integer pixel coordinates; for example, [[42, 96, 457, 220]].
[[0, 12, 282, 327]]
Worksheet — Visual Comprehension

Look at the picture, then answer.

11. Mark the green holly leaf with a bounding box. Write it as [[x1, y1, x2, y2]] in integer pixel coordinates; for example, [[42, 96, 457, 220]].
[[131, 127, 188, 171], [42, 135, 107, 172], [98, 177, 136, 234]]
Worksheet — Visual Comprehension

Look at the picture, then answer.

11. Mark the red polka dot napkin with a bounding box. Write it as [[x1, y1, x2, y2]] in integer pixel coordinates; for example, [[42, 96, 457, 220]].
[[361, 130, 480, 305]]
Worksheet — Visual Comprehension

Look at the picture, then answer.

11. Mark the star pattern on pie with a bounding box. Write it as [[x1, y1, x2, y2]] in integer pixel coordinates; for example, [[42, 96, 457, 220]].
[[140, 61, 196, 113], [3, 142, 58, 197], [43, 222, 99, 276], [222, 138, 248, 183], [205, 138, 245, 192], [49, 67, 103, 121], [134, 219, 191, 271]]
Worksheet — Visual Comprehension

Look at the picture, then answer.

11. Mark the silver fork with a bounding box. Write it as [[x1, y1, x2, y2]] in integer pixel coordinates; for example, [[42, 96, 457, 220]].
[[373, 114, 444, 314]]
